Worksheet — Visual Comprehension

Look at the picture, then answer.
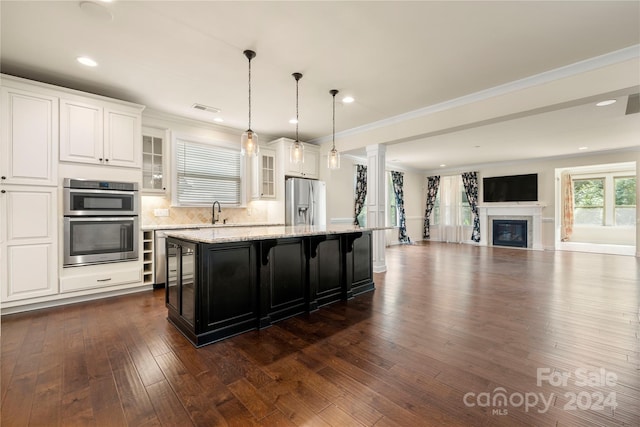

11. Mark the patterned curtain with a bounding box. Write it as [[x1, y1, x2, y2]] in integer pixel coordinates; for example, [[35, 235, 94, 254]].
[[461, 172, 481, 242], [423, 176, 440, 239], [390, 171, 410, 243], [561, 172, 574, 241], [354, 164, 367, 226]]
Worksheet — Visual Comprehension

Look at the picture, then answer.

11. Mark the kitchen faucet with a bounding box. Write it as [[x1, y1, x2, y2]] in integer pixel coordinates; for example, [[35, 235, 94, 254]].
[[212, 201, 221, 224]]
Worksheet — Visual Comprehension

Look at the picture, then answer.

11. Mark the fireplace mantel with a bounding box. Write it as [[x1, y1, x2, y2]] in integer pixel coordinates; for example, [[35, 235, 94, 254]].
[[478, 204, 545, 250]]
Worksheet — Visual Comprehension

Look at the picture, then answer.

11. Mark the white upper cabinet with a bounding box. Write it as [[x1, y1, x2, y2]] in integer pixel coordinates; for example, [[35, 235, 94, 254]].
[[104, 107, 141, 167], [141, 127, 167, 193], [0, 85, 58, 186], [60, 98, 103, 164], [251, 148, 277, 200], [60, 96, 143, 168], [298, 147, 319, 179], [272, 137, 320, 179]]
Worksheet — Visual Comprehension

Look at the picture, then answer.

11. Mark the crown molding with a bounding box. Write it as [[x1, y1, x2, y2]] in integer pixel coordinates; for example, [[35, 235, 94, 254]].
[[310, 45, 640, 145], [422, 146, 640, 176]]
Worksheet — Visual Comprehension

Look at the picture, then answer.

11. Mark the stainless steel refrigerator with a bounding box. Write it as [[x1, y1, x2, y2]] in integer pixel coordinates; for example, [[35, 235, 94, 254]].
[[285, 178, 326, 226]]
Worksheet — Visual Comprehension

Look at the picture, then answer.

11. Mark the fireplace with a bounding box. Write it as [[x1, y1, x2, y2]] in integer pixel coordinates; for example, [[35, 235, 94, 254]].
[[493, 219, 528, 248], [479, 204, 544, 250]]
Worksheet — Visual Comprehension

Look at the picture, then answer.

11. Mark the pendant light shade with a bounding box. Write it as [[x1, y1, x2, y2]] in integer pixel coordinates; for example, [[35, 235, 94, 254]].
[[290, 72, 304, 165], [327, 89, 340, 170], [241, 50, 259, 157]]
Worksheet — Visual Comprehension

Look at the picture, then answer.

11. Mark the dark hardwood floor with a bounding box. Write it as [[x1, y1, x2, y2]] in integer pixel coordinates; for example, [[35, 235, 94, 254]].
[[2, 242, 639, 426]]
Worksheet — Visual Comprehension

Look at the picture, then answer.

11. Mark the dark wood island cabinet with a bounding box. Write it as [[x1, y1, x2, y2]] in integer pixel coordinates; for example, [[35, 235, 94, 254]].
[[164, 225, 376, 347]]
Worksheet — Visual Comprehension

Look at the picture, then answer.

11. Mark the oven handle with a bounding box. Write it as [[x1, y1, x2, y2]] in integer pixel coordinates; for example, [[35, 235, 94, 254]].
[[66, 188, 137, 196], [65, 216, 138, 223], [120, 223, 128, 248]]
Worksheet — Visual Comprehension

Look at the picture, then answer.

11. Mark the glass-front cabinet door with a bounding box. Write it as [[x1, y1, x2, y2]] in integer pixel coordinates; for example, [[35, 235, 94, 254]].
[[166, 241, 179, 312], [261, 151, 276, 198], [251, 148, 276, 200], [165, 239, 196, 329], [180, 245, 195, 326], [142, 127, 166, 192]]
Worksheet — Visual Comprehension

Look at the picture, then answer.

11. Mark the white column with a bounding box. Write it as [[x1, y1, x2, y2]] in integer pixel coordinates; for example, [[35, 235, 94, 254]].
[[366, 144, 387, 273]]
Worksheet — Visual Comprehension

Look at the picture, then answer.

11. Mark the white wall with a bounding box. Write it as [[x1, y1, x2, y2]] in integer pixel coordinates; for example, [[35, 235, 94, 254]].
[[320, 153, 425, 245], [396, 169, 424, 244], [424, 148, 639, 251], [140, 110, 281, 226], [321, 155, 359, 224]]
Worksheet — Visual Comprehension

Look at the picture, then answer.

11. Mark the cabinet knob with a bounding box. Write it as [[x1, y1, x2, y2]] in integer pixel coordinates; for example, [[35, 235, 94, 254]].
[[1, 176, 5, 180], [105, 159, 109, 162], [1, 190, 5, 194], [98, 158, 103, 161]]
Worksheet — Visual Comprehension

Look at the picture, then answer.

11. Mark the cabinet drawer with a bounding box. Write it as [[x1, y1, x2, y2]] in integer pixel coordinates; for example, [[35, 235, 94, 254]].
[[60, 265, 141, 293]]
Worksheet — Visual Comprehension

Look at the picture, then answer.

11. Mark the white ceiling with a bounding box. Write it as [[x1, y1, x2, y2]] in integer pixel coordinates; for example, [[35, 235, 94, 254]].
[[1, 1, 639, 171]]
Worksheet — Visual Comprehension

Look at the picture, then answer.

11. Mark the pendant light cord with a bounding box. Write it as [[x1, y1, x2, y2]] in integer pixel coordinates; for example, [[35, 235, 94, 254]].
[[248, 56, 252, 130], [332, 92, 336, 150], [295, 77, 299, 142], [292, 73, 303, 143], [330, 89, 339, 151]]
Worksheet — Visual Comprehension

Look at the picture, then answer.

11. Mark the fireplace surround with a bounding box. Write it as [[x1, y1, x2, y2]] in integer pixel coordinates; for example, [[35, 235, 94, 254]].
[[478, 204, 545, 250]]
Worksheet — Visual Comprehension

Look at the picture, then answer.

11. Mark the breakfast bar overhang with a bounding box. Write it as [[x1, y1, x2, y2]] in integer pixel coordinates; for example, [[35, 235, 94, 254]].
[[163, 225, 378, 347]]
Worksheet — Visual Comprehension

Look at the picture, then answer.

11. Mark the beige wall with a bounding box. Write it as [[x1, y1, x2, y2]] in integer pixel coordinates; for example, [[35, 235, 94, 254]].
[[321, 155, 359, 224], [423, 149, 639, 250], [320, 154, 425, 245], [140, 110, 279, 227]]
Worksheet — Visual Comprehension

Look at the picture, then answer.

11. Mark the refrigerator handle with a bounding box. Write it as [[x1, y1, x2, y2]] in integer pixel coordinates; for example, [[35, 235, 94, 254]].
[[309, 184, 315, 226]]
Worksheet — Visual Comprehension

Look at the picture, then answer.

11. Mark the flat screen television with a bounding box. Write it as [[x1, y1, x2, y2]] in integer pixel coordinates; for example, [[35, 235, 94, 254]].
[[482, 173, 538, 202]]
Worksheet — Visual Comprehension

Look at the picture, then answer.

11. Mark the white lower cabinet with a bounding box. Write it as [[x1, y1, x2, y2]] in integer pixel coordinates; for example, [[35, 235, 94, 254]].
[[0, 186, 58, 302], [60, 263, 141, 293]]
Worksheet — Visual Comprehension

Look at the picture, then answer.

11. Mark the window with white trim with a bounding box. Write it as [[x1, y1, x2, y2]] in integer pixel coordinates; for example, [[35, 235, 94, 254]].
[[173, 136, 242, 206], [572, 173, 636, 226], [431, 175, 471, 226]]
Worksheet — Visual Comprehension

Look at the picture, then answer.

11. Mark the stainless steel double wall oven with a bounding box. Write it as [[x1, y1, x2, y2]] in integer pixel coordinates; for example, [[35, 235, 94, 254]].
[[63, 178, 139, 266]]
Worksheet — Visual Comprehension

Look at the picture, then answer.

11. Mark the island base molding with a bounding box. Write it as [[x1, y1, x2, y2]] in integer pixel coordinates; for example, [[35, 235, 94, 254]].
[[166, 231, 374, 347]]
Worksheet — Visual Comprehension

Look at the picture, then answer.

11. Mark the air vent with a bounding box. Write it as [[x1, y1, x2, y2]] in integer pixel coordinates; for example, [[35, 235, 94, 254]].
[[192, 103, 221, 114], [625, 93, 639, 115]]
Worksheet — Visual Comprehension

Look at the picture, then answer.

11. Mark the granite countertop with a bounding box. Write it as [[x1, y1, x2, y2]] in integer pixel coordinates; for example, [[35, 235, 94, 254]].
[[163, 224, 385, 244], [141, 223, 283, 231]]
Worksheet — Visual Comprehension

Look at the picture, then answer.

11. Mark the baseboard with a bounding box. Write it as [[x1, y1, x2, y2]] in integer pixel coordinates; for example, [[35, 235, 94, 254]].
[[557, 241, 635, 256], [1, 284, 154, 315]]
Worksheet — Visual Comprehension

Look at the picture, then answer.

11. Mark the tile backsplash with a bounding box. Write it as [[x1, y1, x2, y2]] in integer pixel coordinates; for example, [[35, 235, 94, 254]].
[[141, 195, 281, 226]]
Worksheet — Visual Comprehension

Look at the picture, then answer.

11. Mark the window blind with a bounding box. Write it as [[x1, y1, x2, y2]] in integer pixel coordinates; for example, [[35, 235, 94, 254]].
[[176, 139, 241, 205]]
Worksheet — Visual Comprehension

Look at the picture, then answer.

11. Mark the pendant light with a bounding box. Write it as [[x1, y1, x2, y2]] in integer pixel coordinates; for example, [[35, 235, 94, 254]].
[[289, 72, 304, 165], [327, 89, 340, 169], [241, 49, 259, 157]]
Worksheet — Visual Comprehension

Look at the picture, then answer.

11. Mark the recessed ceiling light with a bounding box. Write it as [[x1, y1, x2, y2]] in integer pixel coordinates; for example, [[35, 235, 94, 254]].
[[289, 118, 298, 124], [342, 96, 354, 104], [77, 56, 98, 67], [596, 100, 616, 107], [213, 118, 224, 123], [578, 146, 589, 151], [440, 164, 446, 167]]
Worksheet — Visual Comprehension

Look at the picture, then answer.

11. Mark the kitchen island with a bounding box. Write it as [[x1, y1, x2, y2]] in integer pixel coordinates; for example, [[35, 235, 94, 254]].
[[164, 225, 377, 347]]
